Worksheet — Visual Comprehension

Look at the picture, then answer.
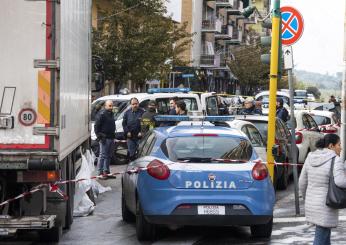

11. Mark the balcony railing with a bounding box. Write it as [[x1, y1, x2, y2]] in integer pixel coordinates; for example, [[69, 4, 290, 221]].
[[215, 0, 234, 7], [200, 55, 215, 66], [201, 18, 222, 32], [215, 25, 234, 39]]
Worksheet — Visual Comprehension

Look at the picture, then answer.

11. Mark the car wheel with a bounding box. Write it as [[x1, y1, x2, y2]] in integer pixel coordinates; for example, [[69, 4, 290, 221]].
[[250, 217, 273, 238], [111, 145, 129, 165], [136, 200, 156, 241], [122, 191, 135, 222], [277, 166, 289, 190]]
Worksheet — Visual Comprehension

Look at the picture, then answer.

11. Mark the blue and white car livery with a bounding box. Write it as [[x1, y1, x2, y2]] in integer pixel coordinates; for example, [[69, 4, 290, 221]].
[[121, 116, 276, 241]]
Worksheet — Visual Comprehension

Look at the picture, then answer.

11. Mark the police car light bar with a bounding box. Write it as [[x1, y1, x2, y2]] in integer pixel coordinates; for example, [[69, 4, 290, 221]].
[[147, 88, 191, 94], [154, 115, 234, 122]]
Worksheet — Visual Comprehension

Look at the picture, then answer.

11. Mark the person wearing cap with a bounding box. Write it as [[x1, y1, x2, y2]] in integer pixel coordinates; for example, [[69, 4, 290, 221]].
[[240, 97, 262, 115], [141, 100, 158, 135], [276, 98, 289, 122]]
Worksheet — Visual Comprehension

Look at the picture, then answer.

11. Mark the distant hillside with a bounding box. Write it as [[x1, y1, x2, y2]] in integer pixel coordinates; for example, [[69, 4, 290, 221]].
[[294, 70, 341, 89]]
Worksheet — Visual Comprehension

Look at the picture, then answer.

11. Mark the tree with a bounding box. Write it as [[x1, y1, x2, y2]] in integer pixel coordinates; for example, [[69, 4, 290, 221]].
[[306, 86, 321, 99], [92, 0, 192, 92], [228, 42, 270, 95]]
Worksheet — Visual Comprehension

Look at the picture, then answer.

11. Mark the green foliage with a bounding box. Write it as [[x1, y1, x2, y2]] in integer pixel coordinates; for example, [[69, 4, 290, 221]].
[[228, 42, 270, 94], [306, 86, 321, 99], [92, 0, 192, 90]]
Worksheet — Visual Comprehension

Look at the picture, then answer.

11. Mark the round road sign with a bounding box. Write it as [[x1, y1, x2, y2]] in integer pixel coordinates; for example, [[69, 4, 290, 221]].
[[281, 6, 304, 46], [18, 108, 37, 126]]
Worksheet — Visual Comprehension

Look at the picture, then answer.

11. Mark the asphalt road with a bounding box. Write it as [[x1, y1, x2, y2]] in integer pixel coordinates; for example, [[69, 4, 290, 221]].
[[3, 164, 346, 245]]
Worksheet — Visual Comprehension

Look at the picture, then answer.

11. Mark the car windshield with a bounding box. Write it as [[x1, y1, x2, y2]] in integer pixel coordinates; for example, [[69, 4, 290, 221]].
[[294, 91, 307, 97], [312, 115, 331, 125], [162, 136, 253, 162], [260, 95, 289, 105], [91, 99, 129, 121]]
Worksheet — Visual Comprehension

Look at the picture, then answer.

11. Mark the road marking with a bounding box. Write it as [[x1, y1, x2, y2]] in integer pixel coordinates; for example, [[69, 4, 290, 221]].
[[274, 215, 346, 223]]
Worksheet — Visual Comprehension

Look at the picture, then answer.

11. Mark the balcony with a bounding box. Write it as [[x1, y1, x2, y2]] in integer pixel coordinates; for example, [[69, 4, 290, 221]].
[[225, 29, 243, 44], [216, 0, 234, 8], [201, 18, 223, 33], [200, 54, 215, 67], [215, 25, 233, 39]]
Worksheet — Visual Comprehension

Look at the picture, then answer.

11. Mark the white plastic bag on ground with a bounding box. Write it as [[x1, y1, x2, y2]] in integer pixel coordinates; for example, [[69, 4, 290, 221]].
[[73, 154, 94, 217], [85, 150, 112, 197]]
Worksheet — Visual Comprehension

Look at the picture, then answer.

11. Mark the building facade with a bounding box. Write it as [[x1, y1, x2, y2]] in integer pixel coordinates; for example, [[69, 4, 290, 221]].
[[178, 0, 270, 94]]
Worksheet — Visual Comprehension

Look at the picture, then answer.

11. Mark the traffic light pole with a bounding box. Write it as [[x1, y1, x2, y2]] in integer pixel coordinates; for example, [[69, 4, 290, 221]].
[[266, 0, 281, 182]]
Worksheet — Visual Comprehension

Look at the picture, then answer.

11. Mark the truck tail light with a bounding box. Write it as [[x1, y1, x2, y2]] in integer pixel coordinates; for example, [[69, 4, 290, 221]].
[[295, 132, 303, 144], [17, 171, 60, 183], [252, 161, 268, 181], [147, 159, 170, 180]]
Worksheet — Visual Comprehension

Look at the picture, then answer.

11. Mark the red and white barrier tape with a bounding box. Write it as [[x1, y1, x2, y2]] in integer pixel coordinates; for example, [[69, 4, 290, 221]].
[[0, 160, 303, 208]]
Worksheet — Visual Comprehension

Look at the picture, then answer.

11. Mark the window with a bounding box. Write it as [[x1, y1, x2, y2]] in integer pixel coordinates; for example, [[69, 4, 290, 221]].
[[306, 114, 318, 129], [302, 115, 310, 129], [91, 99, 129, 121], [206, 96, 219, 116], [242, 125, 265, 147], [162, 136, 253, 162], [139, 100, 150, 111], [312, 115, 331, 126], [156, 97, 198, 115], [138, 132, 156, 158]]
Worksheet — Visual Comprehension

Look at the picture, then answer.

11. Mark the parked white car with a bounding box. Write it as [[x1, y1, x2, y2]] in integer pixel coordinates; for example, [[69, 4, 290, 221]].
[[289, 111, 324, 164], [306, 110, 340, 136], [307, 93, 316, 102], [254, 91, 291, 115]]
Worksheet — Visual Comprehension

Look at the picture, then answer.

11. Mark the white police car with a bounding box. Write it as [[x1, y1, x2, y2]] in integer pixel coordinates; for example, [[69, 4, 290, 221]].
[[91, 88, 219, 164], [121, 116, 275, 241]]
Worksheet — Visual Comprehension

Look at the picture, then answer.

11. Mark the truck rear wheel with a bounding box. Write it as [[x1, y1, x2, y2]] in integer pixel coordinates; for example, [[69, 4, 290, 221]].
[[39, 225, 62, 242]]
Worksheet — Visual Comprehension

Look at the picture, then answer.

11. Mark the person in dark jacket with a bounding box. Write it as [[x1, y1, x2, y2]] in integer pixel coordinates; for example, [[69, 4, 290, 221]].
[[276, 98, 289, 122], [94, 100, 115, 177], [122, 97, 144, 160], [141, 100, 158, 135], [240, 97, 262, 115], [176, 100, 188, 115]]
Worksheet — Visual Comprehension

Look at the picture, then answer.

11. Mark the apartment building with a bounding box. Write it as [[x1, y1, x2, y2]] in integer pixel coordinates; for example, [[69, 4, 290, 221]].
[[177, 0, 270, 93]]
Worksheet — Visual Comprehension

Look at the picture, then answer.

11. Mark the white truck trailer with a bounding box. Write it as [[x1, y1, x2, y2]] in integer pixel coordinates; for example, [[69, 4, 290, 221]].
[[0, 0, 92, 241]]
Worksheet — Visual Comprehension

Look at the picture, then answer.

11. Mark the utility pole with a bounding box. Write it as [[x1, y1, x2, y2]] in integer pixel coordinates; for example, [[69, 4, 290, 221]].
[[266, 0, 281, 181], [341, 3, 346, 161]]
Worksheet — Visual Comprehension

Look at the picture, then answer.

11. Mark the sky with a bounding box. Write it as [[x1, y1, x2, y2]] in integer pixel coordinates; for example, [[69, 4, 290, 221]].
[[281, 0, 345, 75], [166, 0, 345, 75], [165, 0, 182, 22]]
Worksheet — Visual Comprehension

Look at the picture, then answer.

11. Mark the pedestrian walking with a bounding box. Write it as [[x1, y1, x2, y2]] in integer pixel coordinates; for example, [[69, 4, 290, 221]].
[[141, 100, 158, 135], [94, 100, 116, 178], [276, 98, 289, 122], [240, 97, 262, 115], [299, 134, 346, 245], [122, 97, 144, 160], [176, 100, 188, 115]]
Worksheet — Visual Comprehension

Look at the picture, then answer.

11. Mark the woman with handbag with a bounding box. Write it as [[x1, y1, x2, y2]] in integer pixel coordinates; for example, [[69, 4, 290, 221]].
[[299, 134, 346, 245]]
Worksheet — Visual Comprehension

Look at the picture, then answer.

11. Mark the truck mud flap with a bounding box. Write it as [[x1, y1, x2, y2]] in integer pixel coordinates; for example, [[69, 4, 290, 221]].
[[0, 215, 56, 236]]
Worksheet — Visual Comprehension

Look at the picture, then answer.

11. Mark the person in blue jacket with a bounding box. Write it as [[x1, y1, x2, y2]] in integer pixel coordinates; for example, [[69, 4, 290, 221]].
[[122, 98, 144, 160], [276, 98, 289, 122]]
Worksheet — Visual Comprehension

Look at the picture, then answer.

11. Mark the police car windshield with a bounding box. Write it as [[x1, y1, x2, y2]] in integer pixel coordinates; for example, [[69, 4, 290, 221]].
[[91, 99, 129, 121], [162, 136, 253, 162]]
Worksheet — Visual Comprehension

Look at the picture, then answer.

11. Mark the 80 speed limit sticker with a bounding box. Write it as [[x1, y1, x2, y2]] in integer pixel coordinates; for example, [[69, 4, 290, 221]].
[[18, 108, 37, 126]]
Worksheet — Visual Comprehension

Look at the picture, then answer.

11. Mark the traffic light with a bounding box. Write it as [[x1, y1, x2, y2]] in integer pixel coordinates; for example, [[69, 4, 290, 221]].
[[260, 18, 283, 76]]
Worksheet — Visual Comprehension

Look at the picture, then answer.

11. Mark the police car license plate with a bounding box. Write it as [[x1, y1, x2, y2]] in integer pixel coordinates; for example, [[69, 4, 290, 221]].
[[197, 205, 225, 215]]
